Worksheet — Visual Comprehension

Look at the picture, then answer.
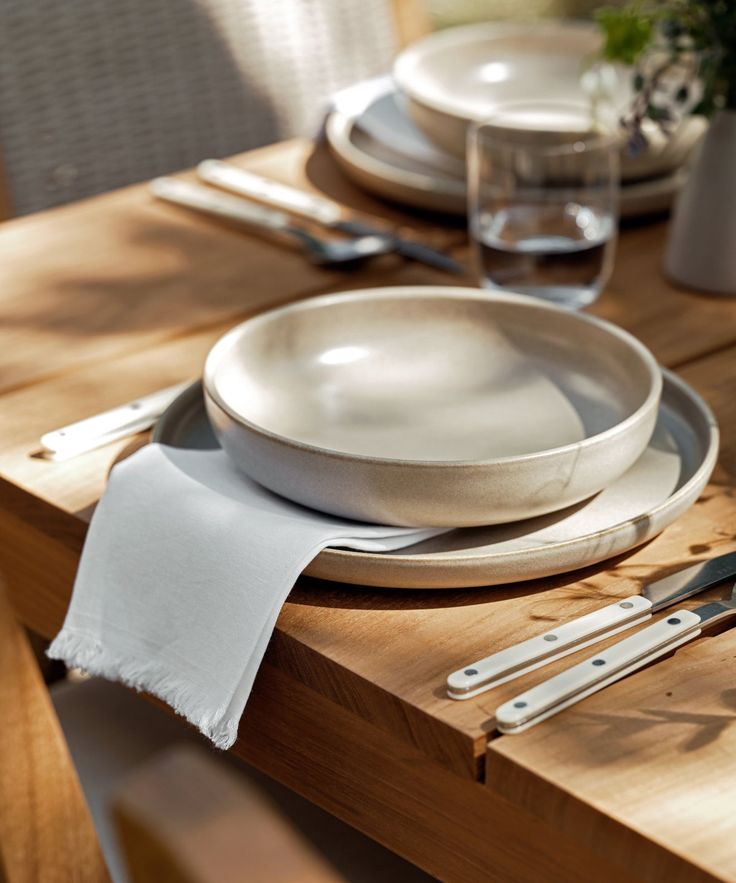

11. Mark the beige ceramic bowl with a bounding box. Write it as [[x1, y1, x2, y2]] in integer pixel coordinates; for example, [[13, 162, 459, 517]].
[[203, 287, 661, 527], [393, 20, 707, 182]]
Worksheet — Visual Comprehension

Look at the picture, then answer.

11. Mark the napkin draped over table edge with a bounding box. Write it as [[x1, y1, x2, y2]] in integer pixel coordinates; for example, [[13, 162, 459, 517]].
[[48, 443, 446, 749], [48, 627, 246, 747]]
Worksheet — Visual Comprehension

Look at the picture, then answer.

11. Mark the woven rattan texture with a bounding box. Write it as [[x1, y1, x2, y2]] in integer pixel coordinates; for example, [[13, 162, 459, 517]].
[[0, 0, 397, 214]]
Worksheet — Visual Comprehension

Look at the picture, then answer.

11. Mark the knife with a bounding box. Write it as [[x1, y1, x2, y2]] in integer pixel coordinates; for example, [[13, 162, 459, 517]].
[[447, 551, 736, 701], [40, 382, 190, 460], [197, 159, 465, 276], [496, 581, 736, 734]]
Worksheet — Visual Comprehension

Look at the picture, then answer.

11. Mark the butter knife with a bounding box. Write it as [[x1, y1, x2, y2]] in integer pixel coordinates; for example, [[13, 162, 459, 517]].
[[197, 159, 465, 276], [496, 582, 736, 734], [41, 382, 190, 459], [447, 551, 736, 700]]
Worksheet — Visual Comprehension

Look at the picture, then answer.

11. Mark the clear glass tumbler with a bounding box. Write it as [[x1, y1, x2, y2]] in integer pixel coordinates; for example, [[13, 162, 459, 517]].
[[468, 109, 620, 309]]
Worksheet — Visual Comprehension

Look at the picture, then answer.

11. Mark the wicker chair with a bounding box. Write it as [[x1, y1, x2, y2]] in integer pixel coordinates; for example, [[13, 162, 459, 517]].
[[0, 0, 427, 218]]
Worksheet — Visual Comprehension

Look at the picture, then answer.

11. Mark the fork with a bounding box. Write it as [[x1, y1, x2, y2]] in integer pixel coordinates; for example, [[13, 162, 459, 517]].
[[496, 581, 736, 734], [150, 178, 394, 269]]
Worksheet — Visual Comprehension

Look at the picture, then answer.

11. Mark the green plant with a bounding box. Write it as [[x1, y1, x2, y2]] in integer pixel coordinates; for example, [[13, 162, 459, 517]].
[[597, 0, 736, 144]]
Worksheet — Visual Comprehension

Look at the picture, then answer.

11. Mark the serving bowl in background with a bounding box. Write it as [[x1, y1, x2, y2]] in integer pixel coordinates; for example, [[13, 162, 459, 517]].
[[392, 20, 707, 182]]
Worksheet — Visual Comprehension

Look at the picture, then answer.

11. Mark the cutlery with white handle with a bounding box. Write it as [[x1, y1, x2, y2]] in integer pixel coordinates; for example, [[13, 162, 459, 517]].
[[495, 582, 736, 734], [150, 177, 392, 268], [447, 551, 736, 700], [197, 159, 465, 276], [40, 382, 191, 459]]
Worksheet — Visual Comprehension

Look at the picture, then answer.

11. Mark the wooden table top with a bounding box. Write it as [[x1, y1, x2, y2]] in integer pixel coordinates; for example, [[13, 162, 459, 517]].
[[1, 137, 736, 882]]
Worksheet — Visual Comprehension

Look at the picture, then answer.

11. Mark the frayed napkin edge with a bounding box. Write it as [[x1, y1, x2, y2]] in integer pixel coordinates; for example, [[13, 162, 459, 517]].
[[47, 629, 238, 750]]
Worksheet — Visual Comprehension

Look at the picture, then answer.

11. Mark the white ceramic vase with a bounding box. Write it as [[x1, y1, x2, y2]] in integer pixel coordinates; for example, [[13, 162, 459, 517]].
[[664, 110, 736, 295]]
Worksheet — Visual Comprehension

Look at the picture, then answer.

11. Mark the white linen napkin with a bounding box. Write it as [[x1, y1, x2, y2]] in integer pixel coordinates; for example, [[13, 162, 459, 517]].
[[48, 444, 445, 749]]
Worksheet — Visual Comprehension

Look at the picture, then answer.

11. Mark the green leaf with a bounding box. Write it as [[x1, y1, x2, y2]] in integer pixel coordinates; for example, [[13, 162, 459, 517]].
[[596, 7, 655, 65]]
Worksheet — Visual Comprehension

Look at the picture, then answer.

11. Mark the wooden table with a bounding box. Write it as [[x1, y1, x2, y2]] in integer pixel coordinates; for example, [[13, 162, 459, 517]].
[[1, 137, 736, 883]]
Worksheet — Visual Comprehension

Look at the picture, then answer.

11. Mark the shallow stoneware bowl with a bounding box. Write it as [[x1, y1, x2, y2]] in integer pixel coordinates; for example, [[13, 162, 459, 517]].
[[392, 20, 706, 182], [203, 287, 661, 527]]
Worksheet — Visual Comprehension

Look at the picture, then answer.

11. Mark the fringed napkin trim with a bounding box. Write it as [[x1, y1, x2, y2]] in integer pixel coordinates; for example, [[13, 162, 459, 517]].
[[47, 629, 238, 749]]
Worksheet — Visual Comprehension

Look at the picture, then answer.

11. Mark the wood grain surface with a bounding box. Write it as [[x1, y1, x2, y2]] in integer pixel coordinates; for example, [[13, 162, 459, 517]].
[[487, 630, 736, 883], [236, 662, 647, 883], [0, 137, 735, 881], [0, 584, 109, 882]]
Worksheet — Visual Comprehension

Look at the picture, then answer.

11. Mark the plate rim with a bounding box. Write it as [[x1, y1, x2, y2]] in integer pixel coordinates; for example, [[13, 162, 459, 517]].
[[307, 368, 718, 582], [321, 370, 718, 562], [326, 77, 465, 197], [325, 80, 685, 218], [153, 368, 718, 588]]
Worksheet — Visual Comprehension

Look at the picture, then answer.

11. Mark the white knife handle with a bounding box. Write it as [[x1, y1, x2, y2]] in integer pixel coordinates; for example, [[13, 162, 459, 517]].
[[198, 159, 342, 226], [496, 608, 703, 734], [447, 595, 653, 700], [151, 177, 290, 232], [40, 382, 189, 457]]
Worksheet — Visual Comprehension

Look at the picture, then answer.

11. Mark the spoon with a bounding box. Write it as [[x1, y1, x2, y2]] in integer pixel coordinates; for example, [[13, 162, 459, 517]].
[[150, 177, 393, 268]]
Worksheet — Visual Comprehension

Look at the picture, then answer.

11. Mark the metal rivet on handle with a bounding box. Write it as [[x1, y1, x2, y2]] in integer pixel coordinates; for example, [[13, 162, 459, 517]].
[[592, 659, 606, 666], [513, 701, 527, 709], [667, 617, 681, 625], [543, 634, 558, 642], [620, 601, 634, 609], [464, 668, 478, 676]]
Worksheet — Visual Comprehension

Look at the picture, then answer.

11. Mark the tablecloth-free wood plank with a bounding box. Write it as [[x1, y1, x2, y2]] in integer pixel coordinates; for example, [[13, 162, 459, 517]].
[[591, 230, 736, 369], [4, 479, 735, 783], [477, 349, 736, 880], [487, 628, 736, 883], [254, 140, 736, 368], [0, 139, 464, 398], [1, 137, 736, 878], [232, 661, 656, 883], [0, 584, 110, 882], [1, 333, 734, 782], [1, 138, 735, 403]]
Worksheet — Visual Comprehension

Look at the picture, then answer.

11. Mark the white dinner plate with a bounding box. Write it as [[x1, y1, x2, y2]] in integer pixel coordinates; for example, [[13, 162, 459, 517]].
[[326, 77, 694, 219], [153, 369, 718, 588]]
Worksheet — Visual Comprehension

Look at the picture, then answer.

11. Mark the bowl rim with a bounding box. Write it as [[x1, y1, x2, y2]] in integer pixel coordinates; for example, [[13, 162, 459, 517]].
[[392, 19, 601, 126], [203, 286, 663, 471]]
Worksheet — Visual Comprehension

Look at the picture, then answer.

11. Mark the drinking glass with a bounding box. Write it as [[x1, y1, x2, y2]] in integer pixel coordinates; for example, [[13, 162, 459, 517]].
[[468, 107, 620, 309]]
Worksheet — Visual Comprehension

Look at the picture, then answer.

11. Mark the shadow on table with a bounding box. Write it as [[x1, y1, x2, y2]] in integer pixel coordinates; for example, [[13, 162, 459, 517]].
[[304, 143, 468, 236], [290, 478, 736, 613], [566, 684, 736, 760], [288, 543, 664, 612]]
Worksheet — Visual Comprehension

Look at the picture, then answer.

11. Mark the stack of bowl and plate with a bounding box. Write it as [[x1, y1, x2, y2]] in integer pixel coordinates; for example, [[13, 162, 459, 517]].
[[155, 286, 718, 590], [325, 20, 707, 218]]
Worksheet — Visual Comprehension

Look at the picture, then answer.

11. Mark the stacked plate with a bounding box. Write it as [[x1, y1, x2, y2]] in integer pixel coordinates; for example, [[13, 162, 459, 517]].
[[155, 287, 718, 588], [325, 21, 708, 218]]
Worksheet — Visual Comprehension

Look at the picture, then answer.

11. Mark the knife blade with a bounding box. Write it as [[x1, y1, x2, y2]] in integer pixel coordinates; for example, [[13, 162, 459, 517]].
[[447, 551, 736, 701], [40, 381, 190, 460], [197, 159, 465, 276], [495, 583, 736, 734]]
